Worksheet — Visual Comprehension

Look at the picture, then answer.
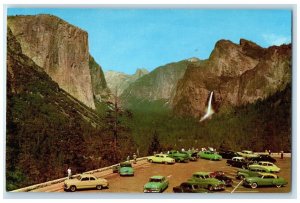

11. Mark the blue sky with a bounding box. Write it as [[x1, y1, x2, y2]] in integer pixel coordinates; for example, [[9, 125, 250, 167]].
[[7, 8, 291, 74]]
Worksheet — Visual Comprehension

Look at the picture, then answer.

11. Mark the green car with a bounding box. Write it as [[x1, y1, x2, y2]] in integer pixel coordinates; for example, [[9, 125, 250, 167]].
[[198, 151, 222, 161], [143, 176, 169, 193], [168, 150, 190, 163], [236, 167, 269, 180], [248, 161, 280, 173], [243, 173, 288, 188], [147, 154, 175, 164], [187, 172, 225, 191], [112, 161, 134, 176]]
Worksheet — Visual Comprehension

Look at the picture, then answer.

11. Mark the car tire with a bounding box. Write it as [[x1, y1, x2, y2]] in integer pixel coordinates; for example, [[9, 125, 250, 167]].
[[276, 185, 282, 188], [164, 161, 168, 165], [149, 159, 153, 163], [96, 185, 102, 190], [238, 175, 245, 180], [208, 185, 214, 191], [251, 183, 258, 189], [70, 185, 76, 192]]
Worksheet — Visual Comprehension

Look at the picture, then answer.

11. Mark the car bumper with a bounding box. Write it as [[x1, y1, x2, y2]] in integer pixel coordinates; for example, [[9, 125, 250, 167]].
[[144, 189, 160, 193], [120, 172, 134, 176]]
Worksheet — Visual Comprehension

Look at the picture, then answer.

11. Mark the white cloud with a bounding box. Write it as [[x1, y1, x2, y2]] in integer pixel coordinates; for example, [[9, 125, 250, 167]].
[[262, 34, 290, 46]]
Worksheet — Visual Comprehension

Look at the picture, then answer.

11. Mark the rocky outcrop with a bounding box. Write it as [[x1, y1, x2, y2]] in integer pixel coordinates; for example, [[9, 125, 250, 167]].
[[8, 14, 96, 109], [105, 68, 148, 96], [121, 60, 189, 103], [89, 55, 110, 102], [172, 39, 291, 118]]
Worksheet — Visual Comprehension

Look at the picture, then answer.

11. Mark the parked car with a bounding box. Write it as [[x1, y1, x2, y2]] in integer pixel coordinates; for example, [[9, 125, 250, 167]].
[[64, 174, 108, 192], [243, 173, 288, 188], [248, 161, 280, 173], [187, 172, 225, 191], [237, 150, 259, 158], [181, 151, 197, 161], [226, 157, 249, 168], [198, 151, 222, 161], [219, 151, 241, 159], [168, 150, 190, 163], [147, 154, 175, 164], [236, 167, 269, 180], [112, 161, 134, 176], [143, 176, 169, 193], [209, 171, 233, 187], [173, 182, 210, 193], [248, 155, 276, 163]]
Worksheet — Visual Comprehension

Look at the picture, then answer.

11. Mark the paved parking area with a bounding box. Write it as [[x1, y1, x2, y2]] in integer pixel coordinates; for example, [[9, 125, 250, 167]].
[[32, 157, 291, 193]]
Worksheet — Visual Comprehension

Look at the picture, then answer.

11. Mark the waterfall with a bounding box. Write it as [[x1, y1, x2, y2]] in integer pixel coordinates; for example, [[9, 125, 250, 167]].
[[200, 91, 214, 122]]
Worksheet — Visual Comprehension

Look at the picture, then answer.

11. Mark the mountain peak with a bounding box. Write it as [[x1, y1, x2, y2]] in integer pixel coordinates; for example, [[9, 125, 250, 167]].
[[134, 68, 149, 77]]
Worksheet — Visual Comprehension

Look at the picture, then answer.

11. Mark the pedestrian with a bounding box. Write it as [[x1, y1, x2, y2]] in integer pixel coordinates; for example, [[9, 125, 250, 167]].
[[67, 167, 72, 179], [280, 151, 284, 159], [133, 153, 137, 164], [127, 155, 130, 162], [268, 149, 271, 156]]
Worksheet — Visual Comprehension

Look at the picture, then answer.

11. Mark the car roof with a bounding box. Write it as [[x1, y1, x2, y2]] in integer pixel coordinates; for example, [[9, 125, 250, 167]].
[[242, 150, 253, 153], [80, 174, 96, 178], [193, 172, 210, 176], [258, 172, 278, 178], [258, 161, 273, 164], [150, 175, 165, 179], [233, 156, 245, 159]]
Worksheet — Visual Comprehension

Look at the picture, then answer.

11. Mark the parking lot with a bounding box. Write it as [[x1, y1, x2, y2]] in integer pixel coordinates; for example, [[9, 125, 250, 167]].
[[32, 157, 291, 193]]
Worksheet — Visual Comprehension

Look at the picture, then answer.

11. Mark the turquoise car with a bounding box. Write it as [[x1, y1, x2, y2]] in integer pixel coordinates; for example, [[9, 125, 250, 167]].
[[198, 151, 222, 161], [243, 173, 288, 188], [113, 161, 134, 176], [143, 176, 169, 193], [248, 161, 280, 173]]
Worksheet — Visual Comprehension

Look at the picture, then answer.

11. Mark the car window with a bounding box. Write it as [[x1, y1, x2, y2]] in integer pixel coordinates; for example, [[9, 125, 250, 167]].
[[155, 155, 159, 157], [81, 177, 89, 181], [268, 163, 273, 166], [90, 177, 96, 181]]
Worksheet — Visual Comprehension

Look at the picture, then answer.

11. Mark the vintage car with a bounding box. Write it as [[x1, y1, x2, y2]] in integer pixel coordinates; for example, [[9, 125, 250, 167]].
[[218, 151, 241, 159], [147, 154, 175, 164], [243, 173, 288, 188], [237, 150, 259, 158], [173, 182, 210, 193], [143, 176, 169, 193], [64, 174, 108, 192], [181, 151, 198, 161], [209, 171, 233, 187], [187, 172, 225, 191], [226, 157, 249, 168], [112, 161, 134, 176], [236, 167, 269, 180], [248, 161, 280, 173], [198, 151, 222, 161], [248, 155, 276, 163], [167, 150, 190, 163]]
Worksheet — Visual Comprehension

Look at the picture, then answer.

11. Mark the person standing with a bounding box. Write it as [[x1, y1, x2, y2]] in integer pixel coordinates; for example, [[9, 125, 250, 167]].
[[133, 153, 137, 164], [67, 167, 72, 179], [280, 151, 284, 159], [127, 155, 130, 162]]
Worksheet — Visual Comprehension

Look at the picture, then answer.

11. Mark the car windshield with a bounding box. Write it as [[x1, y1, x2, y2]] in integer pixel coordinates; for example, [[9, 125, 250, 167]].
[[150, 178, 162, 183], [120, 163, 132, 167]]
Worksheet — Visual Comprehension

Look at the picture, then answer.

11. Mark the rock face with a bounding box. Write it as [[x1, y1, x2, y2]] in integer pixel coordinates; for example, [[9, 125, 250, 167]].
[[105, 68, 149, 96], [8, 14, 96, 109], [89, 55, 110, 102], [172, 39, 291, 118], [121, 60, 189, 103]]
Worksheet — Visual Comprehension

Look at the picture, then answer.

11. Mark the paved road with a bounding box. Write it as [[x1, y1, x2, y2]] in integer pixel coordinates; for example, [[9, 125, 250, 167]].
[[31, 157, 291, 193]]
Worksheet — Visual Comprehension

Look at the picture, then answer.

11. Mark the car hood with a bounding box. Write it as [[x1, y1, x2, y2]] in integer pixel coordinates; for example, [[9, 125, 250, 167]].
[[120, 167, 134, 173], [64, 179, 79, 185], [144, 182, 162, 189]]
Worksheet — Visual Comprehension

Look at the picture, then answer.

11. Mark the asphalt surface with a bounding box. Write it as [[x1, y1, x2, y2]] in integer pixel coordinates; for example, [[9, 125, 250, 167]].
[[31, 157, 291, 193]]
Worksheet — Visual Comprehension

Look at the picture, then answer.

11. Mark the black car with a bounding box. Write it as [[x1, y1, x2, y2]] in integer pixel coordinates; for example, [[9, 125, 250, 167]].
[[214, 174, 233, 187], [248, 155, 276, 163], [173, 182, 210, 193], [219, 151, 241, 159], [226, 157, 249, 169]]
